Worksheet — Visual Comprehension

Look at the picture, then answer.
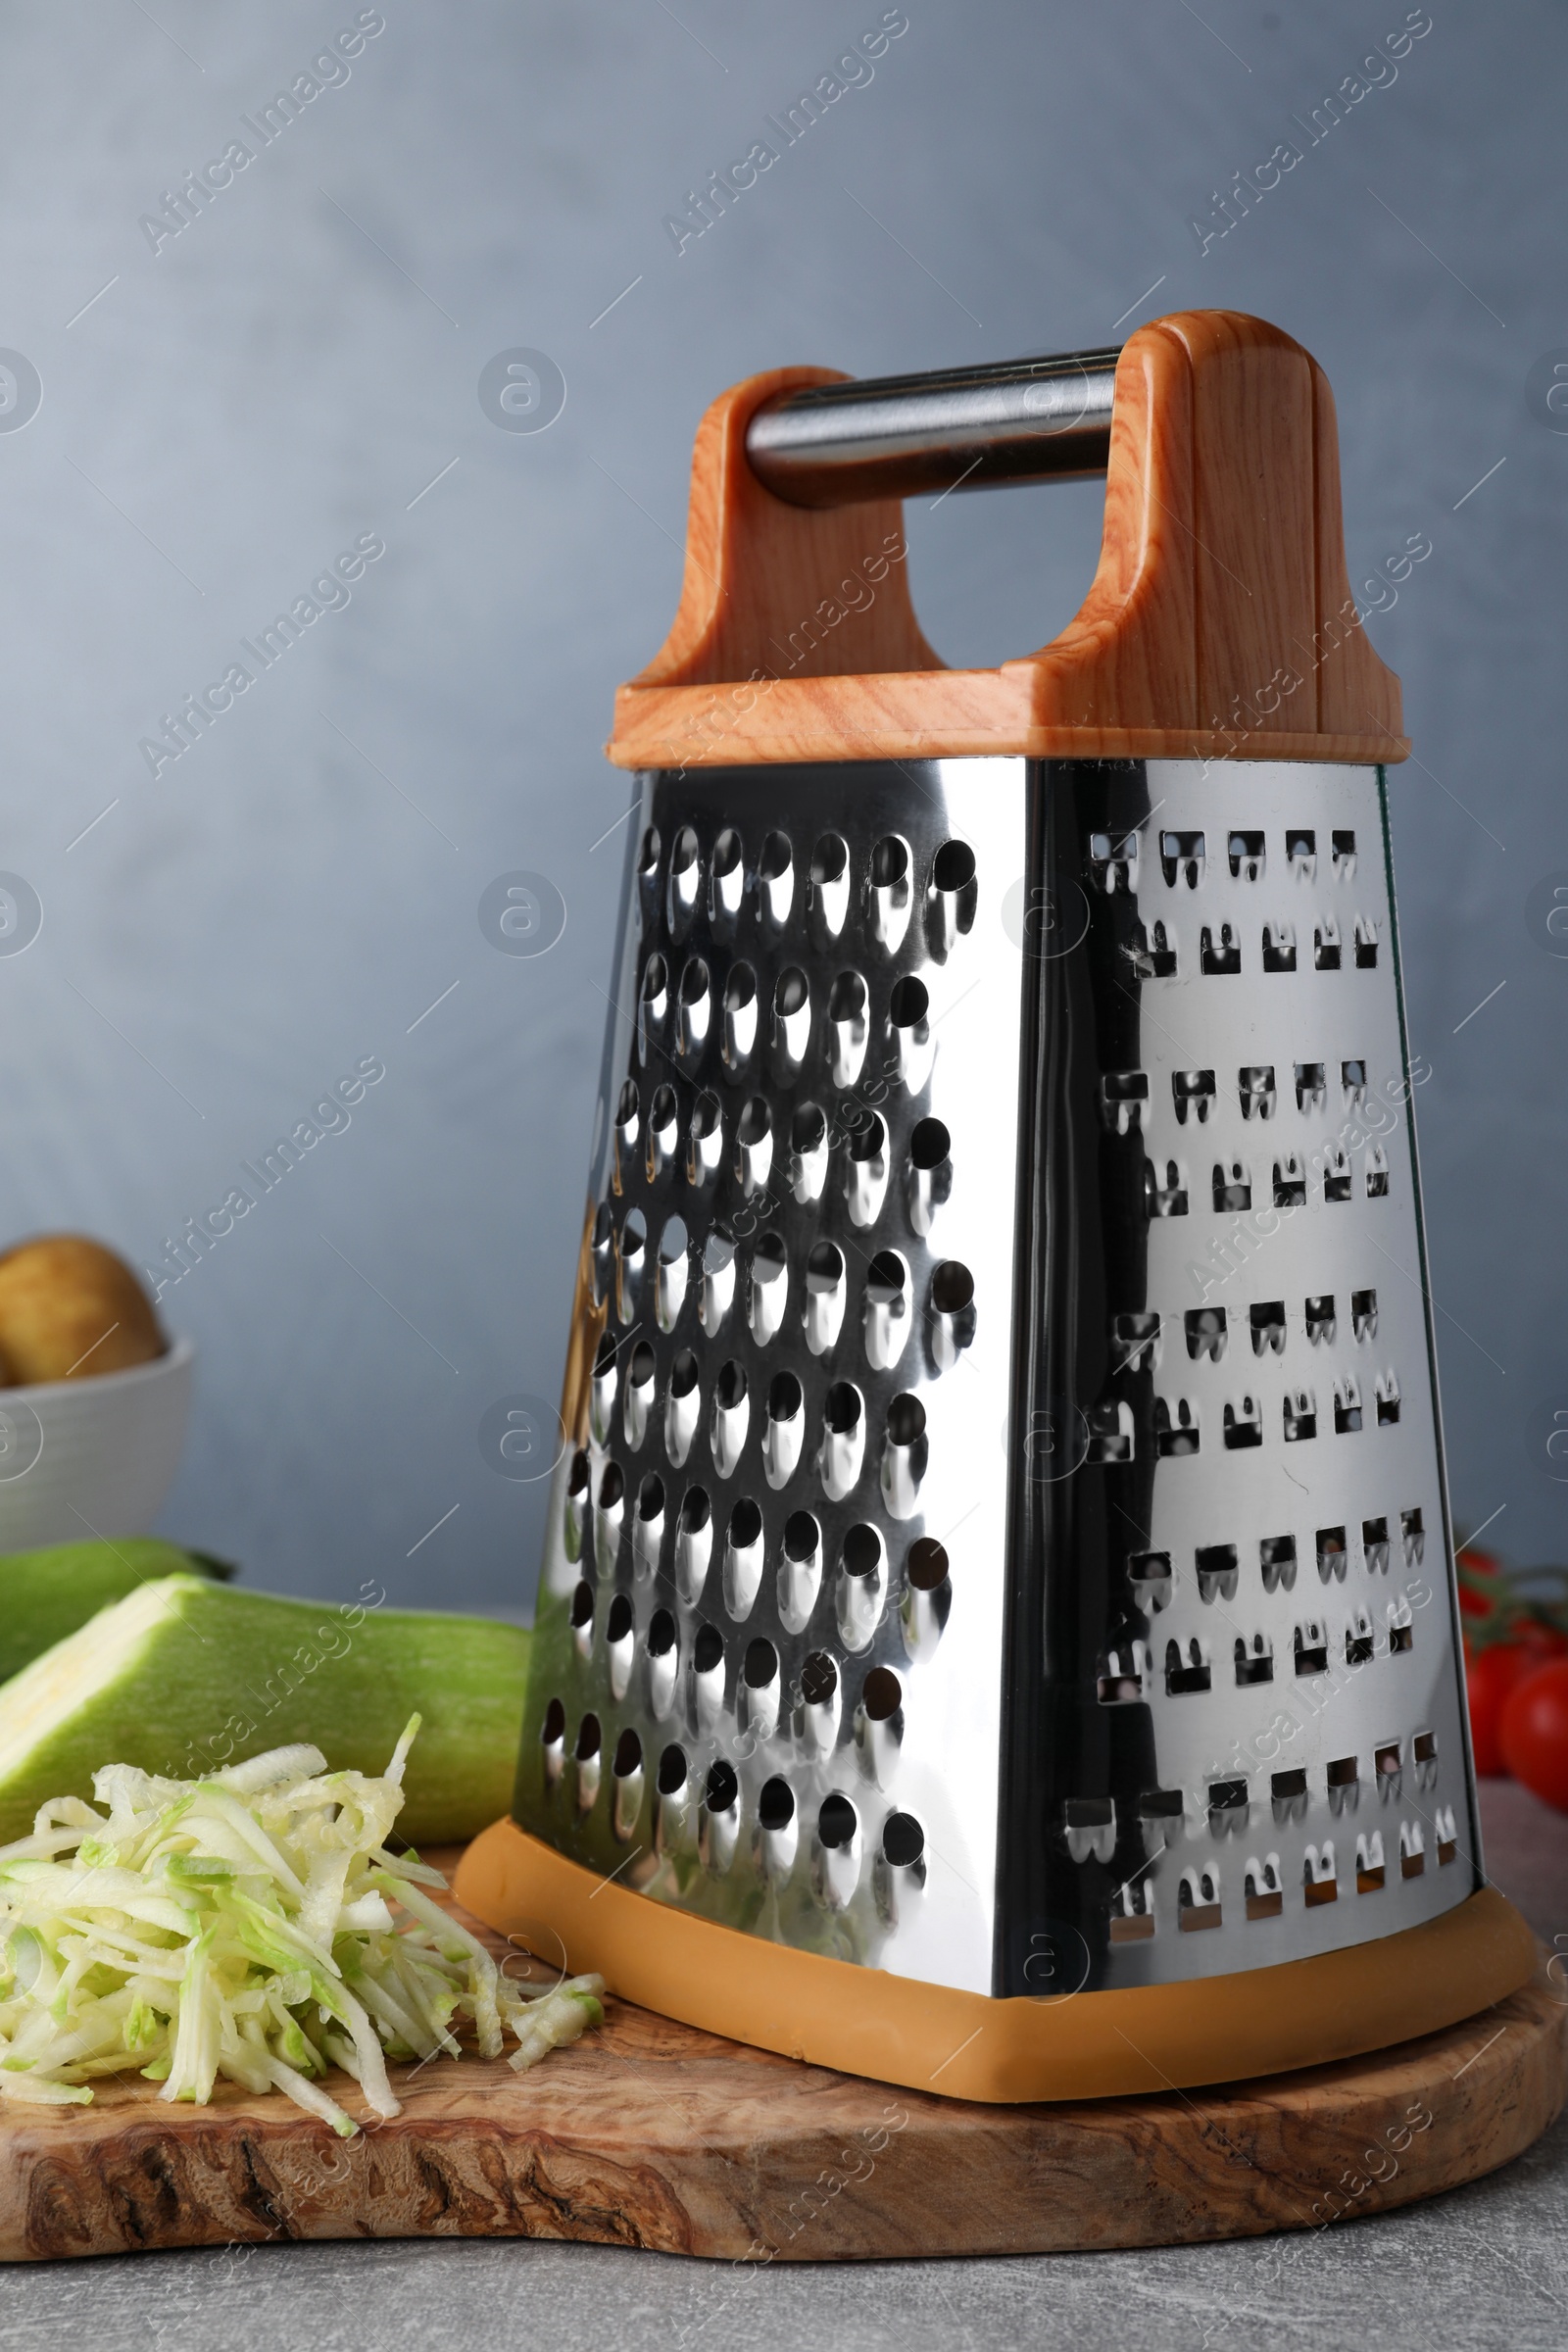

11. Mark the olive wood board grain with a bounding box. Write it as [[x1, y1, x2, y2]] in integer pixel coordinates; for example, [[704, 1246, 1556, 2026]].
[[3, 1848, 1562, 2266]]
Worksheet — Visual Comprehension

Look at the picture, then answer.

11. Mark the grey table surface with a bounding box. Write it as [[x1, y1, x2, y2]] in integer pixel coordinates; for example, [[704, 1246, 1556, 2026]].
[[1, 1781, 1563, 2352]]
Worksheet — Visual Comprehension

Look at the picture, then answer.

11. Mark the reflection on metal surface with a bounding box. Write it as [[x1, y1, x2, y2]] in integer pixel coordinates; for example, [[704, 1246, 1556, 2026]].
[[520, 758, 1472, 2004]]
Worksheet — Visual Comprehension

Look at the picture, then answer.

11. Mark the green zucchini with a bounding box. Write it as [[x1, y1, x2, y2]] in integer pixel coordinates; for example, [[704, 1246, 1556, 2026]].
[[0, 1538, 232, 1685], [0, 1574, 528, 1845]]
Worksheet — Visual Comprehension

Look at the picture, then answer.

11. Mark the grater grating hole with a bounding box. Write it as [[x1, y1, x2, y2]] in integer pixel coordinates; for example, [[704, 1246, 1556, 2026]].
[[811, 833, 848, 885], [930, 1260, 968, 1317], [693, 1621, 724, 1673], [710, 827, 745, 925], [910, 1116, 951, 1169], [657, 1742, 688, 1795], [574, 1712, 602, 1760], [729, 1495, 762, 1547], [690, 1090, 721, 1148], [882, 1811, 924, 1867], [569, 1581, 594, 1632], [889, 973, 930, 1029], [907, 1536, 949, 1588], [759, 1776, 795, 1830], [711, 1365, 749, 1481], [824, 1380, 861, 1434], [637, 825, 662, 890], [887, 1393, 926, 1444], [768, 1369, 804, 1428], [541, 1696, 566, 1742], [679, 1485, 711, 1539], [1316, 1526, 1348, 1580], [617, 1210, 647, 1322], [786, 1509, 820, 1562], [792, 1100, 827, 1151], [926, 840, 977, 960], [1259, 1535, 1298, 1592], [591, 1200, 614, 1304], [667, 826, 701, 934], [870, 835, 909, 887], [867, 836, 914, 955], [843, 1522, 882, 1580], [636, 1470, 663, 1530], [667, 1347, 700, 1415], [648, 1082, 679, 1171], [801, 1649, 838, 1705], [626, 1338, 657, 1414], [818, 1791, 858, 1846], [706, 1759, 739, 1813], [760, 830, 794, 925], [676, 956, 711, 1062], [615, 1078, 639, 1153], [647, 1605, 676, 1654], [744, 1635, 778, 1688], [613, 1727, 642, 1776], [827, 968, 870, 1088], [723, 963, 759, 1072], [862, 1665, 903, 1722], [808, 834, 851, 941]]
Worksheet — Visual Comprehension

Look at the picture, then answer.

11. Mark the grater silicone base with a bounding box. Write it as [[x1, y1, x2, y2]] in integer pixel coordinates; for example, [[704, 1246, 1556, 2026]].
[[455, 1816, 1535, 2103]]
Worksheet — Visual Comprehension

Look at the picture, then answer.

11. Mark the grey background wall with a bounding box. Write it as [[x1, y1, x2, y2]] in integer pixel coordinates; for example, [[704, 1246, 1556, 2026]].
[[0, 0, 1560, 1616]]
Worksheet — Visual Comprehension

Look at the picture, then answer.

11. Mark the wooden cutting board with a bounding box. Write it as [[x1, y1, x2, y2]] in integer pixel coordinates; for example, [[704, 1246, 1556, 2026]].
[[2, 1850, 1563, 2265]]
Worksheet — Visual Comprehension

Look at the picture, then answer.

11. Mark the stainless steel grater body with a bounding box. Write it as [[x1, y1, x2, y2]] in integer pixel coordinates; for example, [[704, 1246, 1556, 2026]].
[[516, 755, 1476, 2001]]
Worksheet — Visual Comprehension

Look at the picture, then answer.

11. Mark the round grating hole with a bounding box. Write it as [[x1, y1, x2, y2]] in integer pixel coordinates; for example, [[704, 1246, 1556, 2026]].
[[759, 1776, 795, 1831], [824, 1381, 861, 1435], [907, 1537, 950, 1592], [800, 1649, 838, 1706], [843, 1523, 881, 1579], [932, 840, 975, 893], [910, 1116, 951, 1170], [693, 1623, 724, 1674], [887, 1393, 926, 1446], [785, 1509, 819, 1562], [882, 1811, 925, 1868], [818, 1791, 858, 1848], [931, 1260, 974, 1313], [862, 1665, 903, 1722]]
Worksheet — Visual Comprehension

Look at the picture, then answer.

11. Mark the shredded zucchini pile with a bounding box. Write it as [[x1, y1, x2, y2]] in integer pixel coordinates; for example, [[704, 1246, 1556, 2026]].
[[0, 1719, 603, 2133]]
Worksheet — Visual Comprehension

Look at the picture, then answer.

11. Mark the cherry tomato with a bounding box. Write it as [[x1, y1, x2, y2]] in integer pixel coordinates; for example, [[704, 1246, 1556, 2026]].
[[1465, 1642, 1534, 1776], [1499, 1659, 1568, 1812], [1514, 1619, 1568, 1663], [1457, 1545, 1501, 1620]]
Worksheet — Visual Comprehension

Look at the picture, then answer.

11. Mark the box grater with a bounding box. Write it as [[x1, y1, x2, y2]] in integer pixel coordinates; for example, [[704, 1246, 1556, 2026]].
[[457, 311, 1534, 2099]]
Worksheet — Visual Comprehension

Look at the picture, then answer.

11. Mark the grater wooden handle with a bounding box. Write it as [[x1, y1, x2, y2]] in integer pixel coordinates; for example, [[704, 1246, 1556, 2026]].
[[609, 311, 1406, 769]]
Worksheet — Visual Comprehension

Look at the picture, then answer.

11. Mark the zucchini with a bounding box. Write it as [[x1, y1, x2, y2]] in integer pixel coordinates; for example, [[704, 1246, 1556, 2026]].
[[0, 1538, 232, 1685], [0, 1575, 527, 1844]]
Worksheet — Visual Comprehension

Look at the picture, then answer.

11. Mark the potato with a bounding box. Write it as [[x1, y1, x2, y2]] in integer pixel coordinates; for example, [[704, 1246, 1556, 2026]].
[[0, 1236, 165, 1385]]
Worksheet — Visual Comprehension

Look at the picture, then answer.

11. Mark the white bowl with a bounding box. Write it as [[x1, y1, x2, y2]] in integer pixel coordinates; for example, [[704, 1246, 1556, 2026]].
[[0, 1336, 195, 1551]]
